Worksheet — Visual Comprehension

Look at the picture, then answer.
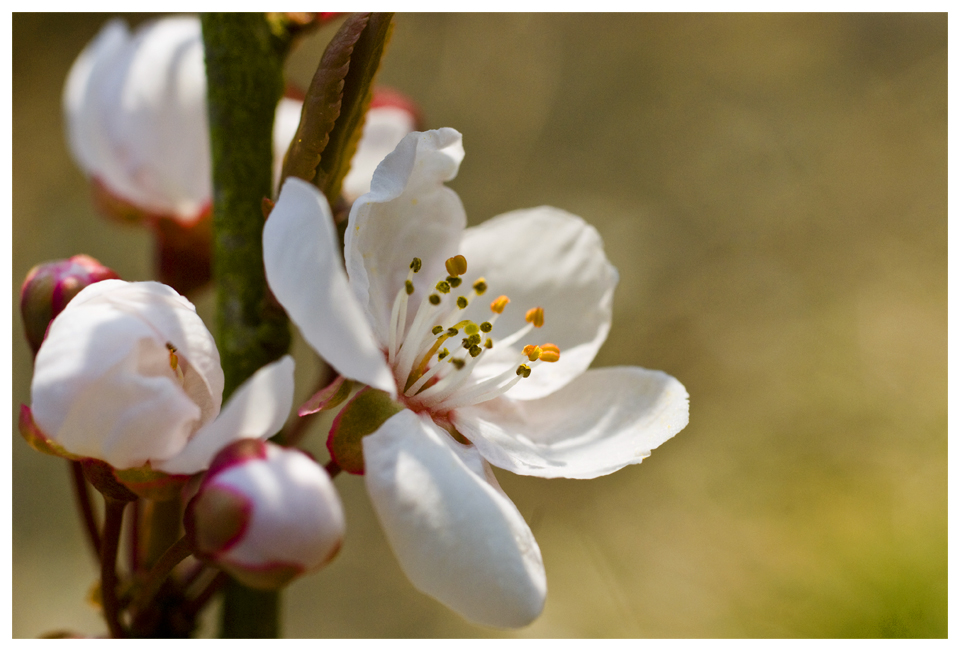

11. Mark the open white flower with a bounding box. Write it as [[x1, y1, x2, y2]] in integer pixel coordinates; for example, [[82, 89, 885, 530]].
[[263, 128, 688, 628], [66, 17, 418, 223], [28, 279, 295, 477]]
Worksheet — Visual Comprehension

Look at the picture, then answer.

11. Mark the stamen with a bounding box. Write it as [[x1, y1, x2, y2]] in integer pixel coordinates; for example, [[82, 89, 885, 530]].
[[522, 344, 542, 361], [436, 280, 451, 294], [484, 338, 493, 349], [410, 257, 422, 273], [447, 276, 463, 288], [539, 343, 561, 363], [464, 322, 480, 335], [167, 343, 185, 385], [525, 307, 545, 328], [429, 294, 441, 305], [445, 255, 468, 277], [388, 263, 419, 363], [516, 364, 532, 378], [432, 325, 444, 335], [405, 280, 414, 295], [473, 278, 488, 295], [456, 296, 469, 309], [490, 295, 510, 314], [480, 321, 493, 333], [437, 348, 450, 360], [451, 358, 465, 370]]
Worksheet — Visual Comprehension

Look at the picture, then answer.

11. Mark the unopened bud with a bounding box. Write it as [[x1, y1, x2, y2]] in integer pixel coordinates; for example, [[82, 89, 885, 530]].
[[20, 255, 120, 356], [184, 439, 345, 591]]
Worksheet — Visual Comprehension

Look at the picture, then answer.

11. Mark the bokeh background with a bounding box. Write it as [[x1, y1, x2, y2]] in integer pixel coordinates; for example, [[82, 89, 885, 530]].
[[12, 13, 946, 638]]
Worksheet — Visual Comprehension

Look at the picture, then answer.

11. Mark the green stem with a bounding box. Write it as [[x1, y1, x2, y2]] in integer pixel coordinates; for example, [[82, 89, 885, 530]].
[[200, 13, 291, 638]]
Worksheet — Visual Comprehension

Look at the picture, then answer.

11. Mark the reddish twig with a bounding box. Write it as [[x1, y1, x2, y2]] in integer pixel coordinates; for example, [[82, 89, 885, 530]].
[[69, 460, 101, 558], [100, 498, 128, 638], [184, 570, 228, 616], [324, 459, 341, 479]]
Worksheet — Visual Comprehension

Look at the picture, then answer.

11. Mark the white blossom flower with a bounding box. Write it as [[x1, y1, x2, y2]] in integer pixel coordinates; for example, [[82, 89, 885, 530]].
[[66, 17, 417, 224], [263, 128, 688, 628], [185, 439, 345, 590], [28, 279, 295, 477]]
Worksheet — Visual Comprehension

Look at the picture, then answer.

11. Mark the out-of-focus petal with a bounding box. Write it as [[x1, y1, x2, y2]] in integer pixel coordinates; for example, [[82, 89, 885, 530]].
[[458, 206, 618, 400], [363, 409, 546, 628], [264, 178, 395, 394], [272, 96, 302, 194], [155, 356, 295, 475], [454, 367, 689, 480], [344, 129, 466, 345]]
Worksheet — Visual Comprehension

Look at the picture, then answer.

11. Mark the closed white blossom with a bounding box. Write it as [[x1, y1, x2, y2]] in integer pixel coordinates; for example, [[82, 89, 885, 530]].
[[29, 279, 294, 476], [185, 439, 345, 590], [263, 128, 689, 628], [66, 17, 417, 223]]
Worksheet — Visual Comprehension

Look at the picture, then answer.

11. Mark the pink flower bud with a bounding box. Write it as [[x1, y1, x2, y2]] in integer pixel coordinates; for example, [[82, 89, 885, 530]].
[[185, 440, 345, 591], [20, 254, 119, 356]]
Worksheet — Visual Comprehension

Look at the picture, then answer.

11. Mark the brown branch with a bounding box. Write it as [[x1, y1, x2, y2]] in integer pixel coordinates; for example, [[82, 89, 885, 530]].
[[69, 460, 101, 558], [100, 498, 128, 638], [130, 536, 192, 617]]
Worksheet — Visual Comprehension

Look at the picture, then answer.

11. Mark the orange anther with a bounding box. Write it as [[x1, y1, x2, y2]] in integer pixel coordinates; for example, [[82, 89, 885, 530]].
[[525, 307, 545, 328], [539, 343, 560, 362], [490, 295, 510, 314], [522, 344, 542, 361]]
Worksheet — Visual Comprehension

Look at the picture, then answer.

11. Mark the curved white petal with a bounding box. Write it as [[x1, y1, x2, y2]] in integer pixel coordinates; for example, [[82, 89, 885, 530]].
[[32, 300, 202, 469], [341, 105, 417, 203], [458, 206, 618, 400], [63, 18, 129, 177], [344, 129, 466, 345], [71, 280, 223, 422], [272, 96, 302, 195], [364, 409, 546, 628], [214, 443, 344, 571], [264, 178, 395, 394], [453, 366, 689, 480], [156, 356, 295, 475]]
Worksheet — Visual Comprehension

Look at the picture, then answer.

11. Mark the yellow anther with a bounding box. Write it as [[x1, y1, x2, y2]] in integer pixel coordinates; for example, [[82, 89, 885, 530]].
[[167, 343, 185, 384], [522, 344, 542, 361], [405, 280, 415, 295], [525, 307, 545, 328], [432, 325, 444, 335], [516, 364, 532, 378], [445, 255, 468, 277], [410, 258, 422, 273], [539, 343, 561, 363], [438, 348, 450, 360], [457, 296, 469, 309], [447, 276, 463, 288], [480, 321, 492, 333], [484, 338, 493, 349], [429, 294, 441, 305], [469, 345, 482, 358], [472, 278, 488, 295], [464, 322, 480, 335], [436, 280, 451, 294], [451, 358, 466, 370], [490, 295, 510, 314]]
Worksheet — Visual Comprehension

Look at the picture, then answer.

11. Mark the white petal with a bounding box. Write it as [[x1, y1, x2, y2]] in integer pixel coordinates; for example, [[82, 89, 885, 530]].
[[344, 129, 466, 345], [71, 280, 223, 422], [99, 17, 210, 221], [214, 443, 344, 571], [264, 178, 395, 394], [341, 105, 417, 202], [156, 356, 295, 475], [272, 96, 302, 195], [63, 18, 129, 178], [458, 206, 619, 400], [32, 302, 202, 469], [364, 410, 546, 628], [453, 367, 689, 480]]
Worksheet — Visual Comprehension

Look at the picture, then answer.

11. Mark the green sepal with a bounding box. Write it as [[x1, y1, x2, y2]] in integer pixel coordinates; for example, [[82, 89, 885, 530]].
[[18, 404, 81, 460], [298, 376, 354, 416], [327, 387, 404, 474]]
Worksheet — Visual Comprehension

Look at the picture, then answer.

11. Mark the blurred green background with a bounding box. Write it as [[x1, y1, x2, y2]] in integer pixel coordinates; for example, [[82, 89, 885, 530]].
[[12, 13, 946, 638]]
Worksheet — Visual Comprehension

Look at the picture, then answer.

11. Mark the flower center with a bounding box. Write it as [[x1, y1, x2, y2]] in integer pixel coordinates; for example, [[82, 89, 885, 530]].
[[386, 256, 560, 414]]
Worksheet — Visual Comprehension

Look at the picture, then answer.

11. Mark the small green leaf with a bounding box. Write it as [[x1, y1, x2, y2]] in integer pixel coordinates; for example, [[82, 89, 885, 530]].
[[327, 387, 404, 474], [315, 12, 395, 205], [280, 13, 370, 185]]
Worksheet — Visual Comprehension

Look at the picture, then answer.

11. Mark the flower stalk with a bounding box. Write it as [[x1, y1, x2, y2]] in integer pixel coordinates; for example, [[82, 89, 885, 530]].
[[200, 12, 290, 638], [100, 497, 129, 639]]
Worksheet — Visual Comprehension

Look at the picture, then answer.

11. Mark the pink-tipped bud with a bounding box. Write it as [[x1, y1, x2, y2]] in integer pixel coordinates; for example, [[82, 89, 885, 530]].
[[184, 439, 345, 591], [20, 255, 120, 356]]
